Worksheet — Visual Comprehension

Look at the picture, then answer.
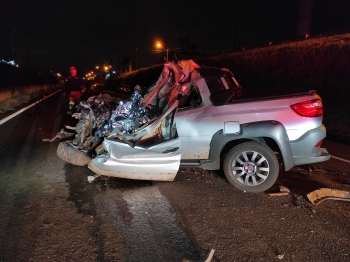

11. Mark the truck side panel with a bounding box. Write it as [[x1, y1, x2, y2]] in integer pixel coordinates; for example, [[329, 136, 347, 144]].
[[200, 121, 295, 171]]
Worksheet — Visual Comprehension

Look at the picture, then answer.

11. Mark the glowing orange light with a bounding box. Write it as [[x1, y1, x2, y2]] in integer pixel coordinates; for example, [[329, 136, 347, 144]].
[[156, 41, 163, 49]]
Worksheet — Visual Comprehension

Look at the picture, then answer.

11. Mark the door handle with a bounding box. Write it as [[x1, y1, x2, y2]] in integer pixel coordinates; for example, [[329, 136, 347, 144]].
[[162, 147, 179, 153]]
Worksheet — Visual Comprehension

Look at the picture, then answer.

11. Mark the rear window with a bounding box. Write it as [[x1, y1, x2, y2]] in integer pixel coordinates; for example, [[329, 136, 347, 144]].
[[205, 71, 240, 95]]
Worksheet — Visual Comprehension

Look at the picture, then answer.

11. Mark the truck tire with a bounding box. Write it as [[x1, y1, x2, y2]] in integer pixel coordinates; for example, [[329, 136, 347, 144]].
[[57, 141, 91, 166], [223, 141, 279, 193]]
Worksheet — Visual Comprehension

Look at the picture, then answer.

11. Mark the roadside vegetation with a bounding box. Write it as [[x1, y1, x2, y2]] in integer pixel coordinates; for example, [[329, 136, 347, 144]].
[[0, 63, 58, 88], [0, 64, 61, 113], [110, 33, 350, 140]]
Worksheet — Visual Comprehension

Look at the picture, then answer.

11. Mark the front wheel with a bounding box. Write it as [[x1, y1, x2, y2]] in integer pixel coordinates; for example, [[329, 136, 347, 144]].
[[223, 141, 279, 193], [57, 141, 91, 166]]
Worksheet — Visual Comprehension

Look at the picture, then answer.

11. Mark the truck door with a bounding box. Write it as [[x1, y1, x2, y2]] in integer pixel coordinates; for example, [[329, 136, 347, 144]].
[[89, 100, 181, 181]]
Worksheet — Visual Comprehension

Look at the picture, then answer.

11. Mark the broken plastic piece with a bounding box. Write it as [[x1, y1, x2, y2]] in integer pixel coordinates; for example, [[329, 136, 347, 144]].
[[87, 174, 101, 183], [277, 254, 284, 259], [268, 185, 290, 196], [279, 185, 290, 193], [268, 192, 289, 197], [307, 188, 350, 205]]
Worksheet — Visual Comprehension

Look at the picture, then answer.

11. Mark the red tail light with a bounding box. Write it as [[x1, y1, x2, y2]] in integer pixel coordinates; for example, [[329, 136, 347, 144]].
[[291, 98, 323, 117], [315, 140, 323, 147]]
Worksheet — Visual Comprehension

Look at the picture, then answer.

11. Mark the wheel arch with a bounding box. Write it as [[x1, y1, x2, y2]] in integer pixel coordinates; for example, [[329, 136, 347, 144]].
[[200, 121, 294, 171]]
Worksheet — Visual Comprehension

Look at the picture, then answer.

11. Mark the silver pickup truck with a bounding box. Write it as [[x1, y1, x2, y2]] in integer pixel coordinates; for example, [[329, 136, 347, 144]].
[[88, 61, 330, 192]]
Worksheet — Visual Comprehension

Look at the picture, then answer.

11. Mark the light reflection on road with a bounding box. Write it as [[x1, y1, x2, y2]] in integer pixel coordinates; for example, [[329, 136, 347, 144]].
[[103, 185, 203, 261]]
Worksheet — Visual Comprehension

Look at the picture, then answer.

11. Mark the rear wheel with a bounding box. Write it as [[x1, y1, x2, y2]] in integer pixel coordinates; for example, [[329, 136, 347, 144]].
[[223, 141, 279, 192], [57, 141, 91, 166]]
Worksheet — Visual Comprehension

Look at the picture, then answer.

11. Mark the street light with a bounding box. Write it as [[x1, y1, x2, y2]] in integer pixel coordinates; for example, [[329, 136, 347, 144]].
[[156, 41, 168, 61], [96, 66, 102, 78], [135, 47, 138, 70]]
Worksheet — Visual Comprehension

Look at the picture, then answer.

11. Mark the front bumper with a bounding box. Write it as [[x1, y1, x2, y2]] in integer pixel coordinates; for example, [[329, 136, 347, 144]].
[[88, 154, 178, 181]]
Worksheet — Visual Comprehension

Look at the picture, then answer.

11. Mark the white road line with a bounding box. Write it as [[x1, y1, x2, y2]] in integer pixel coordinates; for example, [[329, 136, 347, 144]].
[[331, 155, 350, 164], [205, 249, 215, 262], [0, 89, 62, 126]]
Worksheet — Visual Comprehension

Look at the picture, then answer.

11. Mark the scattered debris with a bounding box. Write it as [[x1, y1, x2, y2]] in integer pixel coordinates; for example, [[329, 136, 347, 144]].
[[279, 186, 290, 193], [87, 174, 101, 183], [268, 185, 290, 196], [42, 128, 74, 142], [269, 192, 289, 197], [277, 254, 284, 259], [307, 188, 350, 205]]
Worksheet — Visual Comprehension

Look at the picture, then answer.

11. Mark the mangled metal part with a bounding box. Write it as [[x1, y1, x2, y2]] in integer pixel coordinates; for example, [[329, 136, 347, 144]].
[[87, 173, 101, 183], [109, 87, 149, 134], [307, 188, 350, 205], [88, 100, 181, 181], [142, 61, 187, 109], [70, 99, 113, 150], [142, 62, 179, 107], [177, 59, 201, 83], [42, 128, 75, 142], [268, 185, 290, 196], [108, 61, 201, 139], [109, 100, 178, 146], [72, 115, 93, 147]]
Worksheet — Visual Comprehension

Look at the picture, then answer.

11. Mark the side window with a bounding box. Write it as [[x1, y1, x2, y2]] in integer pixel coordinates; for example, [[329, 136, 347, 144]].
[[222, 72, 242, 96], [178, 83, 202, 109], [205, 77, 227, 95], [206, 72, 241, 97]]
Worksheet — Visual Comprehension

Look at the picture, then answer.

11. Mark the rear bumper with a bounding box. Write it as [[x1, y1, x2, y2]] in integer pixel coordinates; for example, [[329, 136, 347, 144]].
[[290, 124, 330, 165]]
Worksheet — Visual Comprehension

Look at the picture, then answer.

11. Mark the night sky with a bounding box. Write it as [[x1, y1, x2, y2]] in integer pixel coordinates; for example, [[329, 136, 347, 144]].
[[1, 0, 349, 76]]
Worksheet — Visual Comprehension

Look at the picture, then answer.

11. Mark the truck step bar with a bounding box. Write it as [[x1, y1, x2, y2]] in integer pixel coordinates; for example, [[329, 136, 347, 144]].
[[180, 160, 202, 169]]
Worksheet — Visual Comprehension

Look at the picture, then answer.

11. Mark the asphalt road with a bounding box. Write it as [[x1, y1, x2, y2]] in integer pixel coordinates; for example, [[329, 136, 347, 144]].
[[0, 91, 349, 261]]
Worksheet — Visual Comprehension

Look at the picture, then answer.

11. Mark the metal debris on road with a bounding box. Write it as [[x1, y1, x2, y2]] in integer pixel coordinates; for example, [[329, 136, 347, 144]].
[[279, 186, 290, 193], [307, 188, 350, 205], [42, 128, 75, 142], [268, 185, 290, 196]]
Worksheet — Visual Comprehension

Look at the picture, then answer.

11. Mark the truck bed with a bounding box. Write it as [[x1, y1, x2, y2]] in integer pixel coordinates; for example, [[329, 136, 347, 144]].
[[230, 88, 317, 104]]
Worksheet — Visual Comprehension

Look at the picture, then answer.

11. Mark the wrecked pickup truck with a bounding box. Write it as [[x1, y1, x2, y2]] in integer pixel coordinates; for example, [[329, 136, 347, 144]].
[[88, 60, 330, 192]]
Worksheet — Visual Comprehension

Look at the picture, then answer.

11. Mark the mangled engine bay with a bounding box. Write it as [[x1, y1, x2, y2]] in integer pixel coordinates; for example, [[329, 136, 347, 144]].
[[52, 60, 201, 169]]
